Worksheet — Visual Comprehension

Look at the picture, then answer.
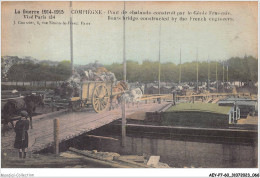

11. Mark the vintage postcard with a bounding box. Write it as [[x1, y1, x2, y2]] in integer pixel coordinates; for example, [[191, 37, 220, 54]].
[[1, 1, 258, 177]]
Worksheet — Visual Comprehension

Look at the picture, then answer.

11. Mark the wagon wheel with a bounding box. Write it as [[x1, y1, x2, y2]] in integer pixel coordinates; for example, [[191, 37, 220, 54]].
[[72, 100, 82, 112], [92, 84, 110, 113]]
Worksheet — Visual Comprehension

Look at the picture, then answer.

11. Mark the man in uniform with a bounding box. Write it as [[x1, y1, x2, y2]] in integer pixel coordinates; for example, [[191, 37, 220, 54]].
[[14, 111, 30, 158]]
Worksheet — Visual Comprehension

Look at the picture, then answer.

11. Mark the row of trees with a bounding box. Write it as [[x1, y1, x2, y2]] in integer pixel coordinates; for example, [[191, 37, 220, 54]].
[[4, 56, 257, 83], [6, 60, 71, 81], [105, 56, 257, 83]]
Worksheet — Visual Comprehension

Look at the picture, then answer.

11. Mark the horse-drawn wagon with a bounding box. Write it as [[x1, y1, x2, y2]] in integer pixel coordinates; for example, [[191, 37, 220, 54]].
[[50, 81, 128, 113]]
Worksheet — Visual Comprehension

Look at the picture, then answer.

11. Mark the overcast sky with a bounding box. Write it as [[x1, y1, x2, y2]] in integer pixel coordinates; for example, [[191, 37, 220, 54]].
[[2, 1, 258, 65]]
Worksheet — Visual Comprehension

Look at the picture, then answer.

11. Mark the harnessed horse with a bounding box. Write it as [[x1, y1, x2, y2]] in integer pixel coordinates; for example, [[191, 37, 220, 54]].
[[110, 81, 128, 109], [2, 94, 44, 135]]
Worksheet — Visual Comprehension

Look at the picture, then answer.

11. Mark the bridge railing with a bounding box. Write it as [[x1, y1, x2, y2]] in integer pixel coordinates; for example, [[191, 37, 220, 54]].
[[140, 92, 256, 103], [1, 81, 64, 87]]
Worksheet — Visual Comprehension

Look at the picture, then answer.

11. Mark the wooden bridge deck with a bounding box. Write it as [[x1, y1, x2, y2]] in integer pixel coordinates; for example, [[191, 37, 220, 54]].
[[1, 102, 169, 155]]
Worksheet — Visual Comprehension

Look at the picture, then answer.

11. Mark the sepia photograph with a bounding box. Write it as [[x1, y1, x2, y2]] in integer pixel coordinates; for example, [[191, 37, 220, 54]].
[[1, 1, 259, 177]]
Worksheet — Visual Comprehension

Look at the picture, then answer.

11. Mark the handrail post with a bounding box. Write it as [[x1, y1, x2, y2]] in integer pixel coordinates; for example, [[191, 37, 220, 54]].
[[54, 119, 59, 155]]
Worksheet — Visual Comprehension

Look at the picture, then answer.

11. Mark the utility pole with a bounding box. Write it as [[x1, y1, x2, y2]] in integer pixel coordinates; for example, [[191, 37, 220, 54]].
[[196, 47, 198, 93], [208, 55, 210, 91], [70, 1, 74, 74], [158, 23, 161, 95], [223, 61, 225, 93], [227, 65, 229, 84], [216, 59, 218, 93], [179, 48, 182, 84], [121, 1, 126, 147], [123, 4, 126, 83]]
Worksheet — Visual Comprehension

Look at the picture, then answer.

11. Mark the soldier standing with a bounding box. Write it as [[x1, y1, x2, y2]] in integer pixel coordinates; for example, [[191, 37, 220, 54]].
[[14, 111, 30, 158]]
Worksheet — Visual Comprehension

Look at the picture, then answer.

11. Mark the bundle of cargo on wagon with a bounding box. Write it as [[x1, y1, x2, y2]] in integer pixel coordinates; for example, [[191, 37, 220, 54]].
[[45, 65, 126, 113]]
